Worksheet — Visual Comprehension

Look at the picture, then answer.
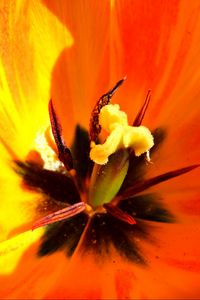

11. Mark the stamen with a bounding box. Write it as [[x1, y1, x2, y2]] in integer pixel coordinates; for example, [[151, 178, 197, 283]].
[[119, 164, 200, 201], [133, 90, 151, 126], [32, 202, 86, 230], [49, 100, 73, 171], [107, 77, 127, 97], [90, 104, 154, 165], [89, 77, 126, 142], [104, 203, 136, 225]]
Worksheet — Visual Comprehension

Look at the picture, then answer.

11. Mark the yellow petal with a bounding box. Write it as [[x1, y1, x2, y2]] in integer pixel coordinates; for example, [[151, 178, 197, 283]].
[[0, 0, 73, 240]]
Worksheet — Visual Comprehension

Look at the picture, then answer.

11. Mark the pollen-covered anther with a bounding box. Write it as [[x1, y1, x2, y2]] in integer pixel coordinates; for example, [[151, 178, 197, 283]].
[[90, 104, 154, 165]]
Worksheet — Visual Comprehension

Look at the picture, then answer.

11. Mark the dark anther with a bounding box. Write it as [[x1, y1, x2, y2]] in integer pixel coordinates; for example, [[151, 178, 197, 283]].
[[89, 77, 126, 142], [49, 100, 73, 171]]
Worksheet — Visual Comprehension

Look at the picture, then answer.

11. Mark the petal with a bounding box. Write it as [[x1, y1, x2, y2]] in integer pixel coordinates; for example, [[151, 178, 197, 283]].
[[112, 0, 200, 114], [0, 0, 73, 157], [0, 230, 43, 275], [0, 239, 70, 299], [2, 229, 200, 299], [43, 0, 112, 141], [0, 0, 73, 239], [137, 222, 200, 298], [111, 0, 200, 188], [0, 1, 200, 299]]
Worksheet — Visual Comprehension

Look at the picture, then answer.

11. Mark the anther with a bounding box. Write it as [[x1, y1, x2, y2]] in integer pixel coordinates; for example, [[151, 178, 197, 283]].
[[89, 78, 126, 142], [49, 100, 73, 171]]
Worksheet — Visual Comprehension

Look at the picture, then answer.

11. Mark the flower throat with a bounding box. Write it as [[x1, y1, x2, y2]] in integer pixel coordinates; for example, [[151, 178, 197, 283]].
[[14, 79, 199, 234]]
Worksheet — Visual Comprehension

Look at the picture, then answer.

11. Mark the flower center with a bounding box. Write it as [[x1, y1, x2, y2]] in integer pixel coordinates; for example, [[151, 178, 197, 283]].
[[12, 79, 199, 263], [30, 79, 155, 228]]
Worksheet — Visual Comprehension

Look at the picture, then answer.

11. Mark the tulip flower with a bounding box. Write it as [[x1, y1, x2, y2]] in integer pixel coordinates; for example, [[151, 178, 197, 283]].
[[0, 1, 200, 299]]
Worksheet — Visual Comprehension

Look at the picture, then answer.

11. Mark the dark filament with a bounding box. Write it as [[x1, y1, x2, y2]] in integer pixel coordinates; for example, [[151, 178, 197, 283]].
[[104, 203, 136, 225], [133, 90, 151, 126], [119, 164, 200, 201]]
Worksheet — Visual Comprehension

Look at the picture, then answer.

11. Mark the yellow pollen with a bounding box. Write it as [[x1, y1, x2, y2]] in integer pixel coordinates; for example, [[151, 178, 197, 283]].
[[90, 104, 154, 165], [34, 127, 63, 171]]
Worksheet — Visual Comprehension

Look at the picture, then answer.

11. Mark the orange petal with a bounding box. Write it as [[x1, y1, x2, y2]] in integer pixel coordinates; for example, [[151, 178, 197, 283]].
[[107, 1, 200, 195], [0, 1, 200, 299], [43, 0, 113, 141]]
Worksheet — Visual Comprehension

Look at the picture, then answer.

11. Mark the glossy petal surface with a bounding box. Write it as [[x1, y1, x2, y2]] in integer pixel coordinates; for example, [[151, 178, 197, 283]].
[[0, 1, 200, 299]]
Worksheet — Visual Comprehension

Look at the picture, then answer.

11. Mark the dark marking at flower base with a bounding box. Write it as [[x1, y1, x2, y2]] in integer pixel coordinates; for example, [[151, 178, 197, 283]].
[[81, 213, 149, 264], [71, 125, 93, 180], [14, 161, 80, 205], [151, 128, 166, 153], [119, 194, 174, 223], [38, 213, 88, 257], [79, 194, 173, 263], [37, 191, 173, 262], [13, 129, 174, 263]]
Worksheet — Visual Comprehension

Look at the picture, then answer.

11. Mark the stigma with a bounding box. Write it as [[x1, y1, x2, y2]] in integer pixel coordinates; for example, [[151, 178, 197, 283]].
[[90, 104, 154, 165]]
